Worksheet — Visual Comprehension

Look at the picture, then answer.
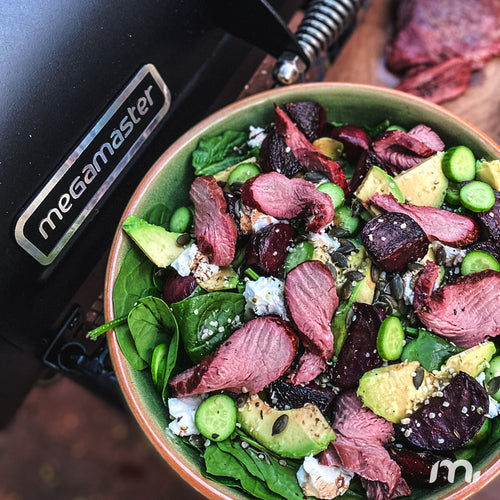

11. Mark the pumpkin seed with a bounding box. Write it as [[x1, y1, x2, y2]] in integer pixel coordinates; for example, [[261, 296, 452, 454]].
[[304, 171, 327, 182], [235, 393, 249, 408], [408, 262, 425, 271], [434, 246, 448, 266], [176, 233, 191, 246], [390, 274, 404, 300], [337, 239, 357, 255], [326, 261, 338, 279], [486, 376, 500, 396], [370, 265, 381, 282], [344, 270, 365, 282], [331, 251, 349, 268], [345, 306, 355, 330], [413, 366, 425, 389], [272, 414, 289, 436], [339, 280, 353, 301], [329, 227, 350, 238]]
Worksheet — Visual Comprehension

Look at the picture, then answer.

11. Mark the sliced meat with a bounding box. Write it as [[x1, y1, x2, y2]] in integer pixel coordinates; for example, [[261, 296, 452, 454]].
[[386, 0, 500, 73], [413, 261, 500, 347], [259, 126, 303, 177], [477, 188, 500, 242], [285, 260, 338, 359], [286, 350, 327, 385], [168, 316, 298, 397], [330, 125, 371, 164], [395, 58, 472, 104], [361, 212, 429, 273], [319, 391, 410, 500], [372, 129, 439, 171], [190, 176, 237, 266], [331, 303, 385, 388], [283, 101, 326, 142], [370, 193, 480, 247], [274, 105, 348, 192], [407, 124, 445, 152], [241, 171, 334, 232]]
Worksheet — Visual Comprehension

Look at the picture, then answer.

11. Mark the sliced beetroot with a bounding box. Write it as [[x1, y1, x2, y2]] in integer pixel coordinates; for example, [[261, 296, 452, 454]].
[[330, 125, 371, 163], [331, 303, 385, 388], [162, 268, 198, 305], [241, 171, 334, 232], [387, 446, 450, 488], [285, 260, 338, 359], [274, 105, 348, 193], [224, 192, 247, 246], [413, 262, 500, 347], [268, 377, 335, 414], [245, 222, 295, 277], [190, 175, 237, 266], [283, 101, 327, 142], [396, 371, 489, 451], [369, 193, 480, 247], [477, 188, 500, 242], [372, 129, 437, 171], [259, 126, 303, 177], [361, 212, 429, 272]]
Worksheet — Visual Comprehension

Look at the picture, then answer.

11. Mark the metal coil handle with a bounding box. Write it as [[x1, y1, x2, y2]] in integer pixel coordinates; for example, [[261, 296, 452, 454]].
[[273, 0, 363, 85]]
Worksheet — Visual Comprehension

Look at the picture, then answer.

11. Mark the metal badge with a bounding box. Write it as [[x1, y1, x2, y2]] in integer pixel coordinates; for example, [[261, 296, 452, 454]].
[[15, 64, 170, 265]]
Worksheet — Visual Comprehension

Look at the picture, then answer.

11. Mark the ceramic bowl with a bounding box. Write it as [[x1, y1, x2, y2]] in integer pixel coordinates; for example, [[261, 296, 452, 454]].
[[105, 83, 500, 500]]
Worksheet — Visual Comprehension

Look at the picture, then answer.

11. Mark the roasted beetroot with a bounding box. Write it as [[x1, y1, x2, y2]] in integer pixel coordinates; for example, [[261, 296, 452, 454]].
[[330, 125, 371, 163], [387, 446, 450, 488], [477, 188, 500, 242], [245, 222, 295, 276], [162, 269, 198, 305], [268, 377, 335, 414], [396, 371, 489, 451], [331, 303, 385, 388], [361, 212, 429, 272], [259, 126, 303, 177], [283, 101, 327, 142]]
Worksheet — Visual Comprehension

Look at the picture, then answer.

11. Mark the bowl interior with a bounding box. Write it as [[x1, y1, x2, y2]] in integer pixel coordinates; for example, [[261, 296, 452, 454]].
[[105, 83, 500, 500]]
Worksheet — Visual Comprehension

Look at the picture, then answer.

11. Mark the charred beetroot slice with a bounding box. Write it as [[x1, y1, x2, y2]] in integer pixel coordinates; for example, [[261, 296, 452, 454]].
[[331, 303, 385, 388], [285, 260, 338, 359], [162, 269, 197, 305], [330, 125, 371, 163], [396, 371, 489, 451], [361, 212, 429, 273], [259, 126, 303, 177], [370, 193, 480, 247], [168, 317, 298, 397], [274, 105, 348, 192], [190, 176, 237, 266], [245, 222, 295, 276], [268, 377, 335, 414], [477, 188, 500, 242], [286, 350, 327, 385], [223, 192, 247, 246], [387, 446, 450, 488], [283, 101, 326, 142], [395, 58, 472, 104], [241, 171, 334, 232], [413, 262, 500, 347]]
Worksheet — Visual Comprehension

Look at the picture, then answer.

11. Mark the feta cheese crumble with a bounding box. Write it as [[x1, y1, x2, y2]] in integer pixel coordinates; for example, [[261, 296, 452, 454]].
[[297, 455, 354, 499], [167, 396, 203, 437], [243, 276, 287, 319], [247, 126, 267, 148], [170, 243, 199, 277]]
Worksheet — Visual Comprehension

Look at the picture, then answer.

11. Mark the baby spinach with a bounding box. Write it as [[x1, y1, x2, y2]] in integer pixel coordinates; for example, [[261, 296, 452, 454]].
[[128, 296, 178, 366], [144, 203, 172, 229], [192, 130, 247, 176], [401, 328, 464, 372], [171, 292, 245, 364]]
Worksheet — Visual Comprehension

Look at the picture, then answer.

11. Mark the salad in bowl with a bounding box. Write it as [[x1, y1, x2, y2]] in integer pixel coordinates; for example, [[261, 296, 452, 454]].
[[101, 83, 500, 500]]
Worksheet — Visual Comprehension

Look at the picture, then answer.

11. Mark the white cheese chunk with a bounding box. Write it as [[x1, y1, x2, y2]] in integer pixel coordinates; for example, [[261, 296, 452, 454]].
[[170, 244, 199, 277], [243, 276, 287, 319], [167, 396, 203, 437]]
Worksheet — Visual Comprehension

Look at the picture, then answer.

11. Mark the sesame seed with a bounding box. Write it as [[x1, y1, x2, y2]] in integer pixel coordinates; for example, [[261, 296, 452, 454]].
[[429, 412, 435, 419], [442, 401, 450, 407]]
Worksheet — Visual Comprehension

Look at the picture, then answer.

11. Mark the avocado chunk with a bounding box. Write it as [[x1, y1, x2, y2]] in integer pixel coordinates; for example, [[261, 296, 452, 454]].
[[237, 394, 335, 459], [476, 159, 500, 190], [394, 153, 448, 207], [355, 166, 404, 214], [196, 266, 239, 291], [436, 341, 496, 380], [357, 361, 437, 423], [122, 215, 189, 268]]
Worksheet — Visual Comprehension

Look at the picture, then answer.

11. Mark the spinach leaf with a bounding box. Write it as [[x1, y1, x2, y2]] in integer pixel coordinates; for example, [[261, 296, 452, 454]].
[[204, 445, 282, 500], [112, 246, 155, 370], [144, 203, 171, 229], [192, 130, 247, 176], [161, 319, 180, 404], [128, 296, 178, 365], [402, 328, 464, 372], [171, 292, 245, 364]]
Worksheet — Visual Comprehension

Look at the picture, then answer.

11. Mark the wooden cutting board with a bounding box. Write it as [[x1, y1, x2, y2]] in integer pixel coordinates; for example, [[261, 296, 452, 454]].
[[323, 0, 500, 145]]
